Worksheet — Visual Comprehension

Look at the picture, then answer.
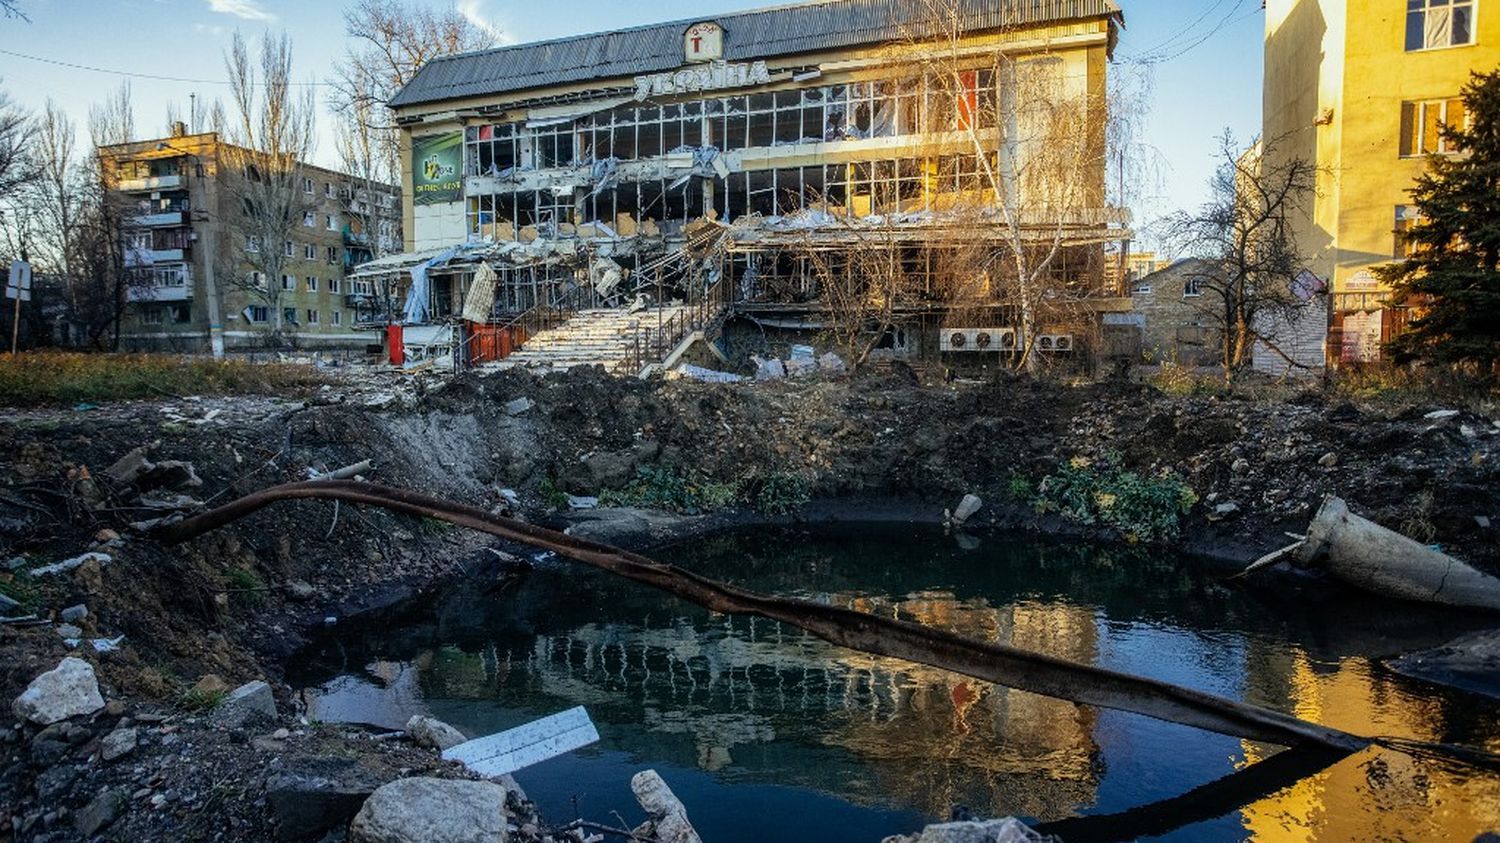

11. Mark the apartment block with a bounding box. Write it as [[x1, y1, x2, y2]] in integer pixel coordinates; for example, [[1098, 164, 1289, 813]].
[[99, 125, 401, 354]]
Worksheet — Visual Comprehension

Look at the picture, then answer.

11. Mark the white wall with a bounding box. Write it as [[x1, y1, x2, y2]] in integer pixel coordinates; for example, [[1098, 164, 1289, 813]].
[[1253, 296, 1329, 378], [412, 201, 467, 252]]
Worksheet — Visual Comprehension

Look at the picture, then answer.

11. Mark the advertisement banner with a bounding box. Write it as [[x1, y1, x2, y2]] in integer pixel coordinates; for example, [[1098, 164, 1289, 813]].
[[413, 133, 462, 206]]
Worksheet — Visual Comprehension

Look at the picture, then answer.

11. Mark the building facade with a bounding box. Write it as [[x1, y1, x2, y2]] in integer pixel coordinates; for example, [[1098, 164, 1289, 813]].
[[1129, 258, 1222, 366], [99, 126, 401, 354], [377, 0, 1129, 372], [1264, 0, 1498, 364]]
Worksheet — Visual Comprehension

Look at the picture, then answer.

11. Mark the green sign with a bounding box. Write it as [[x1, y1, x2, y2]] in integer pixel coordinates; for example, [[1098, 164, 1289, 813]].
[[412, 133, 462, 206]]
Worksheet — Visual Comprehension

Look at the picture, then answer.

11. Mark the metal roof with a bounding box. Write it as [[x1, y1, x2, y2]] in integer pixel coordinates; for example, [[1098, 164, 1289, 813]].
[[390, 0, 1122, 109]]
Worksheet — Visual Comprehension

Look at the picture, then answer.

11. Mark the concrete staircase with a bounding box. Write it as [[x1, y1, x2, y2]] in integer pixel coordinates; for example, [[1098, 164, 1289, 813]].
[[494, 306, 699, 374]]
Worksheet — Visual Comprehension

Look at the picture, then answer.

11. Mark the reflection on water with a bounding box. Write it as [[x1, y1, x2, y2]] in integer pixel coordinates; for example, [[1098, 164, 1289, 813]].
[[290, 527, 1500, 842]]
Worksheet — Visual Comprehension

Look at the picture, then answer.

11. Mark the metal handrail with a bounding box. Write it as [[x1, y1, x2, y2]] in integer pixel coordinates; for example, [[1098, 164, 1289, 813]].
[[617, 272, 732, 375]]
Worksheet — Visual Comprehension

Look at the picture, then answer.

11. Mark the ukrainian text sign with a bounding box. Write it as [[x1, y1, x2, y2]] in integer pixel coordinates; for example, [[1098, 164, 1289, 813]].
[[635, 60, 771, 101]]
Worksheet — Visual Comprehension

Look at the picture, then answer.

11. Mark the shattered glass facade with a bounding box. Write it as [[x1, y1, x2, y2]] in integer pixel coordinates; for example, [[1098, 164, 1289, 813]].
[[385, 0, 1130, 368]]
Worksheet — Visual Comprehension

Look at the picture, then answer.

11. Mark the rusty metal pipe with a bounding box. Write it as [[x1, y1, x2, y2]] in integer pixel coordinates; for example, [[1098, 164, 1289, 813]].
[[156, 479, 1368, 752]]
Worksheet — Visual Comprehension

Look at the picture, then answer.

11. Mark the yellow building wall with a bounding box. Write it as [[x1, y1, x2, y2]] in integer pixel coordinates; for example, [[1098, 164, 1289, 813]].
[[1266, 0, 1499, 354], [1264, 0, 1347, 293], [1334, 1, 1500, 295]]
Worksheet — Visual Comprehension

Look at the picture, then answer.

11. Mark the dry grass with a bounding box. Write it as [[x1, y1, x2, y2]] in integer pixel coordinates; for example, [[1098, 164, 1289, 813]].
[[1328, 365, 1498, 412], [0, 352, 329, 407]]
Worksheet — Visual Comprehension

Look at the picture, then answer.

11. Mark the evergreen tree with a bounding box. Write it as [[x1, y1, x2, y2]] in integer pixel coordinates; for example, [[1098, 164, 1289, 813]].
[[1379, 69, 1500, 367]]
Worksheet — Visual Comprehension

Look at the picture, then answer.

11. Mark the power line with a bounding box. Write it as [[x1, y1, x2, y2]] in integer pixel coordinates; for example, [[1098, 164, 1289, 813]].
[[0, 48, 331, 87], [1119, 0, 1256, 67]]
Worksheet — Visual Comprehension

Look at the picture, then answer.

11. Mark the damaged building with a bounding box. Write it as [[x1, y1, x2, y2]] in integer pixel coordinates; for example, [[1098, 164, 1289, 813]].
[[365, 0, 1132, 373]]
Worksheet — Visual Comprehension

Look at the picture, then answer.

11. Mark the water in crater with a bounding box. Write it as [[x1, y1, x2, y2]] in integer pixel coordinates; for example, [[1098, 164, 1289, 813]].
[[290, 526, 1500, 842]]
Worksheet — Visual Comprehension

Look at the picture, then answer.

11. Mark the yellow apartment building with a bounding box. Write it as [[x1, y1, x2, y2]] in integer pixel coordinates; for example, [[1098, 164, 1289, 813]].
[[1264, 0, 1498, 364]]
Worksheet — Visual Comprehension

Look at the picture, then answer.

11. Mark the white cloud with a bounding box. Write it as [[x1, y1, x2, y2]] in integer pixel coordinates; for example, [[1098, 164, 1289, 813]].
[[456, 0, 507, 42], [206, 0, 276, 22], [193, 22, 227, 36]]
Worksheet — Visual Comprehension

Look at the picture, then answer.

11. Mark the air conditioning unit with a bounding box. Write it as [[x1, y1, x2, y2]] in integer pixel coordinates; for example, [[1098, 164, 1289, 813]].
[[940, 328, 974, 352], [1038, 333, 1076, 353], [941, 328, 1018, 353]]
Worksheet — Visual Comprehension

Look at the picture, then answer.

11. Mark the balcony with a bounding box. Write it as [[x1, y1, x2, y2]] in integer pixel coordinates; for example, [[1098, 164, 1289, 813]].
[[128, 282, 193, 303], [117, 175, 183, 192], [133, 211, 185, 227], [125, 248, 186, 267]]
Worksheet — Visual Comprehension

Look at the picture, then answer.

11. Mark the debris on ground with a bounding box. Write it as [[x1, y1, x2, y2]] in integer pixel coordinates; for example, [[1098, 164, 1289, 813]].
[[0, 366, 1495, 840]]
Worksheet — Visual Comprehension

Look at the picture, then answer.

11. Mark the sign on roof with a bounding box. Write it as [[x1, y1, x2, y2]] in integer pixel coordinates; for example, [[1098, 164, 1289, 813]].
[[685, 22, 724, 63], [635, 59, 771, 101]]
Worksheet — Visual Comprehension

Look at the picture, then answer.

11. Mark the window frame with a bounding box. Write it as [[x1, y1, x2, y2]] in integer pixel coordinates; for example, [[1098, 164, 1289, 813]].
[[1400, 97, 1468, 157], [1405, 0, 1477, 52]]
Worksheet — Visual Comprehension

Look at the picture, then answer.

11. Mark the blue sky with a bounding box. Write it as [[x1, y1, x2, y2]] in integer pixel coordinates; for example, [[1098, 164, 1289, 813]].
[[0, 0, 1264, 249]]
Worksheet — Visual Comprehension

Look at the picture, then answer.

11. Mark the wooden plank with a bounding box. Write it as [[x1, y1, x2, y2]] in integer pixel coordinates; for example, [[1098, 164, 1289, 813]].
[[442, 706, 600, 777]]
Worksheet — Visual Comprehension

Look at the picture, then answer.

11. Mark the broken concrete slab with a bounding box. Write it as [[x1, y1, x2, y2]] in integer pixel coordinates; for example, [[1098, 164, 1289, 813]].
[[405, 715, 466, 752], [632, 770, 702, 843], [883, 818, 1045, 843], [267, 756, 392, 842], [1385, 630, 1500, 700], [13, 657, 106, 725], [30, 552, 111, 578], [950, 494, 983, 525], [1297, 497, 1500, 611], [350, 777, 510, 843], [211, 680, 278, 728], [442, 706, 598, 778], [105, 445, 155, 484]]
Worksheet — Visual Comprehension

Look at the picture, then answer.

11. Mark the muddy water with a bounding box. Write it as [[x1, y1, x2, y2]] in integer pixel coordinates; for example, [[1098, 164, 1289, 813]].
[[291, 527, 1500, 842]]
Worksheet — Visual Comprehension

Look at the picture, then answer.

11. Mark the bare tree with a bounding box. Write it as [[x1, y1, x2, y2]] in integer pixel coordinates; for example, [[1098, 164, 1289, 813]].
[[0, 84, 35, 197], [1159, 134, 1318, 380], [334, 99, 397, 260], [916, 3, 1114, 374], [88, 82, 134, 148], [1, 1, 27, 21], [1, 97, 133, 349], [784, 1, 1123, 376], [218, 31, 318, 342], [330, 0, 494, 186]]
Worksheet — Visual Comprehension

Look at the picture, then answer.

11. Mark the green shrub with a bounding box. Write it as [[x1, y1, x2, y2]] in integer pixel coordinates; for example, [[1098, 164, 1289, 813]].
[[224, 568, 264, 592], [601, 466, 733, 514], [0, 573, 37, 613], [178, 687, 227, 712], [748, 471, 810, 516], [598, 466, 809, 516], [537, 478, 570, 510], [1005, 473, 1033, 502], [1035, 456, 1198, 543]]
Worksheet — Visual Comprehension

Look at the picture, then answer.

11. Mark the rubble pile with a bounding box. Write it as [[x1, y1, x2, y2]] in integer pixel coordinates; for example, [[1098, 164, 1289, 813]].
[[0, 366, 1495, 840]]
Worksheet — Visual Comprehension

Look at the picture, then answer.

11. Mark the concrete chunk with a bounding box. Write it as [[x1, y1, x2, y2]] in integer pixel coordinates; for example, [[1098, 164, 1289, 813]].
[[13, 657, 106, 725]]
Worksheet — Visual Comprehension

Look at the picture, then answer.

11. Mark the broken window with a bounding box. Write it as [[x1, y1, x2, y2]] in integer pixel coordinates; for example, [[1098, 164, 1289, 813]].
[[467, 124, 519, 176], [532, 124, 574, 169]]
